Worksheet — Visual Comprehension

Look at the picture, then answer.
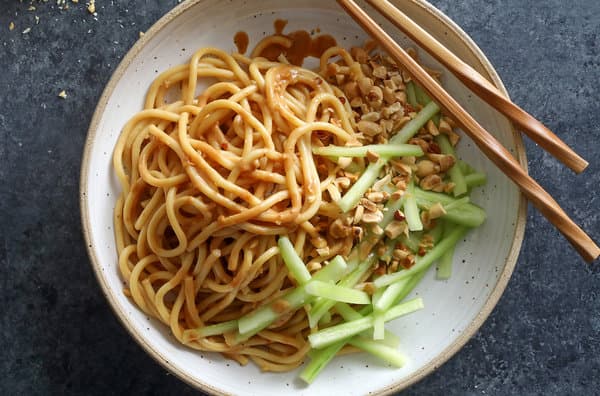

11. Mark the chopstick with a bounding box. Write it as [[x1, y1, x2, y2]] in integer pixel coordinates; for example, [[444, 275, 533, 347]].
[[365, 0, 588, 174], [336, 0, 600, 262]]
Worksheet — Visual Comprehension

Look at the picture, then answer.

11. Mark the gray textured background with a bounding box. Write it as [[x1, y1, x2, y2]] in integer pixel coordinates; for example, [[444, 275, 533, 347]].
[[1, 0, 598, 395]]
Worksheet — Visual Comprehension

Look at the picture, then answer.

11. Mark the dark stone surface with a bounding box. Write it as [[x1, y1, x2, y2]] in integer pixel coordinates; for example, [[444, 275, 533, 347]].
[[0, 0, 598, 395]]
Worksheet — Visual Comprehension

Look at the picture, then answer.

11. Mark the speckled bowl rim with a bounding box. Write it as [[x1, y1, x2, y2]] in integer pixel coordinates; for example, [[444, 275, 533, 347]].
[[79, 0, 528, 394]]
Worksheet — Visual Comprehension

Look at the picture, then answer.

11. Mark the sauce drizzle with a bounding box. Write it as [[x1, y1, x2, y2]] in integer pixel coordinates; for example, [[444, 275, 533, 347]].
[[232, 19, 337, 66], [234, 31, 249, 54]]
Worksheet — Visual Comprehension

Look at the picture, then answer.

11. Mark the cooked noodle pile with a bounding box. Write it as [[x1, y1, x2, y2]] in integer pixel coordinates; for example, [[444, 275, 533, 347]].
[[112, 44, 387, 370]]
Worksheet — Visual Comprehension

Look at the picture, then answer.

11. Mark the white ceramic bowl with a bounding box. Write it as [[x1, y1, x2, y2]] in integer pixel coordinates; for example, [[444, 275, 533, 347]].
[[80, 0, 527, 394]]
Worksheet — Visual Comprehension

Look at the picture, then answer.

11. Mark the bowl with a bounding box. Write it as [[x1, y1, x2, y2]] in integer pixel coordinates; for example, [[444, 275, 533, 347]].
[[80, 0, 527, 394]]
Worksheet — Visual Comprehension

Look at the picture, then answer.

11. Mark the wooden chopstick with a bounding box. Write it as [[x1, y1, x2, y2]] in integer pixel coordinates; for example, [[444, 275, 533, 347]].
[[365, 0, 588, 174], [336, 0, 600, 262]]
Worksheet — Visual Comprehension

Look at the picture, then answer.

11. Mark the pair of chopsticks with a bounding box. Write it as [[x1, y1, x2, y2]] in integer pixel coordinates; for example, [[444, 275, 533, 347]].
[[336, 0, 600, 262]]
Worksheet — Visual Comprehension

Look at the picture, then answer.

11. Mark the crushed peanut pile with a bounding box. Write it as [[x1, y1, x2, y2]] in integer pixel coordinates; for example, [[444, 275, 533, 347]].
[[313, 42, 463, 276]]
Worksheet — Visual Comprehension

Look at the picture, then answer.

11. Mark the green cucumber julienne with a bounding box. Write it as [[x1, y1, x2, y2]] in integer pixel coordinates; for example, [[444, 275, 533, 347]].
[[312, 143, 423, 159], [308, 298, 424, 349]]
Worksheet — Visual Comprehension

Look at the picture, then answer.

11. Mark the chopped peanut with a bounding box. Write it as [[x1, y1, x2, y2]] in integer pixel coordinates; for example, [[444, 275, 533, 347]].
[[358, 77, 373, 95], [385, 221, 407, 239], [372, 65, 387, 79], [337, 157, 353, 169], [357, 120, 381, 136], [371, 224, 384, 236], [365, 191, 386, 203], [426, 119, 440, 136], [360, 198, 378, 212], [428, 202, 447, 219], [416, 160, 439, 178], [366, 149, 380, 163], [329, 219, 351, 239], [392, 248, 409, 261], [420, 174, 443, 191], [311, 236, 328, 249], [439, 118, 452, 134], [361, 111, 381, 122], [335, 176, 351, 189], [353, 205, 365, 225], [352, 226, 364, 241], [361, 210, 384, 224]]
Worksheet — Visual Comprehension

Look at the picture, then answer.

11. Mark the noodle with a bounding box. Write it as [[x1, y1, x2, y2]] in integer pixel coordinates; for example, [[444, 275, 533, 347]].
[[114, 30, 459, 372], [114, 42, 365, 370]]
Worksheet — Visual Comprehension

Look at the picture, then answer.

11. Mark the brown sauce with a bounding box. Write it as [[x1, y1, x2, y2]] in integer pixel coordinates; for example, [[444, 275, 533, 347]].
[[233, 19, 337, 66], [234, 31, 249, 54], [309, 34, 337, 58], [274, 18, 288, 35]]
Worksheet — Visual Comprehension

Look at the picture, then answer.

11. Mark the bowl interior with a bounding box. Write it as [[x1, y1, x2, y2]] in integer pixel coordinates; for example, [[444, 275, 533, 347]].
[[81, 0, 526, 394]]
